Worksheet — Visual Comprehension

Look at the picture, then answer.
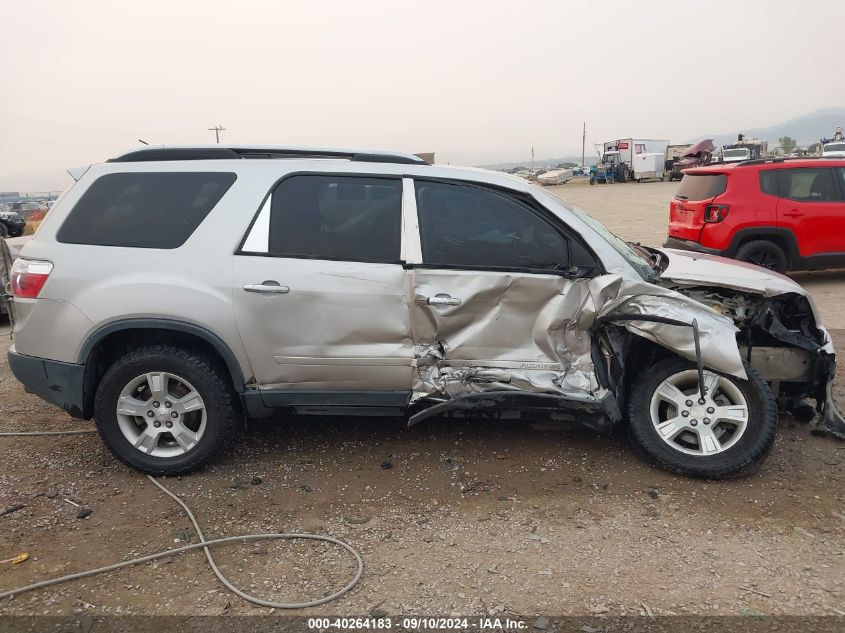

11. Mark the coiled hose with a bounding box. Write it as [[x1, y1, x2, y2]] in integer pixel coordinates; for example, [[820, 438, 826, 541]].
[[0, 428, 364, 608]]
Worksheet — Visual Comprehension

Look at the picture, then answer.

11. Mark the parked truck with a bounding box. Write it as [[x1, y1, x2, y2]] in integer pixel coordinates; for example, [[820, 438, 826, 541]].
[[599, 138, 670, 182], [664, 144, 692, 173], [722, 134, 768, 163], [821, 126, 845, 157]]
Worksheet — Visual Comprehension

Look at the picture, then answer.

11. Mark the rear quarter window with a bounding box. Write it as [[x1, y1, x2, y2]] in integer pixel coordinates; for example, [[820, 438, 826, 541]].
[[759, 170, 779, 196], [57, 172, 236, 248], [675, 174, 727, 200]]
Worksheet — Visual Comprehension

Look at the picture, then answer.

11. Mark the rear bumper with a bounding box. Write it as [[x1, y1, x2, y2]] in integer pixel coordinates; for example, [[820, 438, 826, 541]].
[[8, 348, 88, 419], [662, 236, 727, 257]]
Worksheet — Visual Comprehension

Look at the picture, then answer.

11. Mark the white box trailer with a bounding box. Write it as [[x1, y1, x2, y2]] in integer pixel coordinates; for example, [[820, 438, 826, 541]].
[[631, 153, 665, 181], [601, 138, 670, 181]]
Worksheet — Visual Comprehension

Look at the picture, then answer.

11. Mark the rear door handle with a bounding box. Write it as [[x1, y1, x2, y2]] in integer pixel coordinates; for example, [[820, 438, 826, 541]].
[[418, 293, 462, 307], [243, 281, 290, 294], [782, 209, 803, 218]]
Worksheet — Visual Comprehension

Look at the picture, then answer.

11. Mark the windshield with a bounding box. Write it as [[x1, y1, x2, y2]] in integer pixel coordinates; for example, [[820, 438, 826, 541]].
[[723, 149, 748, 159], [565, 203, 656, 280], [824, 143, 845, 153]]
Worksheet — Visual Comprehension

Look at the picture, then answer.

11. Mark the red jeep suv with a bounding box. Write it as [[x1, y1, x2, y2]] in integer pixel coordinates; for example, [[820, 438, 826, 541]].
[[664, 158, 845, 273]]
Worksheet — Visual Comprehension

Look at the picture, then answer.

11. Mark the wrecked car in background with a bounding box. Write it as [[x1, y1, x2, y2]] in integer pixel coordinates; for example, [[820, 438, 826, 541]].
[[7, 145, 843, 479], [667, 139, 716, 181]]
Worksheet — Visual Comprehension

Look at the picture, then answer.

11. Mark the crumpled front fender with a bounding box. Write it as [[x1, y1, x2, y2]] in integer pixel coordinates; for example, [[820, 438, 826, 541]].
[[596, 292, 747, 380]]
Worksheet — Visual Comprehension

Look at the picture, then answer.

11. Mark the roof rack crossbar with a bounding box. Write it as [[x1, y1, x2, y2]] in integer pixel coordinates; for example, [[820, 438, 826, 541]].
[[108, 146, 429, 165], [735, 156, 845, 167]]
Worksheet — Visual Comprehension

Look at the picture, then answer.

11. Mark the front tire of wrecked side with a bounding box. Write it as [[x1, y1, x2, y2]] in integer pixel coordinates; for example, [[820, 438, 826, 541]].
[[627, 356, 778, 479]]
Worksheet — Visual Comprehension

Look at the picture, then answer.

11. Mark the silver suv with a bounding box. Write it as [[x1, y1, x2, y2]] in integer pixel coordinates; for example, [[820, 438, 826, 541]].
[[8, 145, 844, 478]]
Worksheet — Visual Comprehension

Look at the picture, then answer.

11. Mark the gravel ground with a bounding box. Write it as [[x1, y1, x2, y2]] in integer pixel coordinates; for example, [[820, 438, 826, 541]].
[[0, 181, 843, 621]]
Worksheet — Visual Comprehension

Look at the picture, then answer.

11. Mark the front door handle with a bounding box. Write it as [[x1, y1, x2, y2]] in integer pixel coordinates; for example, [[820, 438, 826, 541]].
[[418, 293, 462, 307], [243, 280, 290, 294]]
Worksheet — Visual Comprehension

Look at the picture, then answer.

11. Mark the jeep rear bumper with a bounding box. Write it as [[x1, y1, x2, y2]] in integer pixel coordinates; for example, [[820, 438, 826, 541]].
[[8, 348, 88, 419]]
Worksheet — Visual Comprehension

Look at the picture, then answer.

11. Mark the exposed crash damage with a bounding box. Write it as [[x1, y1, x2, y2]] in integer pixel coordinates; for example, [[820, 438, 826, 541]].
[[408, 251, 845, 441], [669, 287, 845, 439], [408, 270, 745, 427]]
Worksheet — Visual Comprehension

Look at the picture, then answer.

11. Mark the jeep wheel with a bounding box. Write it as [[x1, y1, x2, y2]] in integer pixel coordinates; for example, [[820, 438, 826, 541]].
[[627, 357, 777, 479], [735, 240, 788, 273], [94, 345, 240, 475]]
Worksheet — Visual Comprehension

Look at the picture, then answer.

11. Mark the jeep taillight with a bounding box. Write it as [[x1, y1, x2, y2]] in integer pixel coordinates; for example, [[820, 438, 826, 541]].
[[703, 204, 730, 223], [10, 259, 53, 298]]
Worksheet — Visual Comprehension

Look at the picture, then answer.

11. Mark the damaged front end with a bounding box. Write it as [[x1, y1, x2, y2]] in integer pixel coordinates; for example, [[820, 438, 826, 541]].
[[406, 261, 844, 441], [669, 287, 845, 439]]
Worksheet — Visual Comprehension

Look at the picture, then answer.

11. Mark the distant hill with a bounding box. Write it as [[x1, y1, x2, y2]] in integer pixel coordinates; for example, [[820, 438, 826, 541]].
[[694, 107, 845, 148]]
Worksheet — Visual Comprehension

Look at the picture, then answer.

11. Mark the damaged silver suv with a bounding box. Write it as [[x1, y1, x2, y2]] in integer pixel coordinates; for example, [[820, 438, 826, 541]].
[[8, 145, 844, 478]]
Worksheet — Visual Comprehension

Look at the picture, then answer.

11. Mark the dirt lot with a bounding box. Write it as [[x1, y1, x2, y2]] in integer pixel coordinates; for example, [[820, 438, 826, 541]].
[[0, 181, 843, 622]]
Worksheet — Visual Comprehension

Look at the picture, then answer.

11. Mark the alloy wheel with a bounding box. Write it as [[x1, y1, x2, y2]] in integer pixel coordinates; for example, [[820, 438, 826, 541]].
[[649, 370, 749, 456], [115, 371, 207, 457]]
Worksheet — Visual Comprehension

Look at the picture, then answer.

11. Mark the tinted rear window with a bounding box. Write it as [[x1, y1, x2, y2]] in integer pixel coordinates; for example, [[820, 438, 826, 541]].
[[759, 170, 778, 196], [58, 172, 236, 248], [266, 175, 403, 263], [675, 174, 727, 200]]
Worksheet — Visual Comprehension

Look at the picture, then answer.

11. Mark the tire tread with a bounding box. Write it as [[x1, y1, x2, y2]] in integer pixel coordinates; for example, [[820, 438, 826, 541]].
[[627, 358, 777, 479], [93, 344, 240, 475]]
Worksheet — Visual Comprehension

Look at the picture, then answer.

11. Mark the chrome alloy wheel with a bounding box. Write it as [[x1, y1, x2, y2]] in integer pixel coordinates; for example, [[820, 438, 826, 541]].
[[115, 371, 207, 457], [649, 370, 749, 456]]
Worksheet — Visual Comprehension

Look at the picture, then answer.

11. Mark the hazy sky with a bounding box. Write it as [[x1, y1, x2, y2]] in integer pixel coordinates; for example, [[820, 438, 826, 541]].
[[2, 0, 843, 189]]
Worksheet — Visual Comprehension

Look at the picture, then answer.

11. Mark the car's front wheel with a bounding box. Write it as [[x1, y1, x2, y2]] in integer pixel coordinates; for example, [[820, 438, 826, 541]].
[[627, 357, 777, 478], [94, 345, 240, 475]]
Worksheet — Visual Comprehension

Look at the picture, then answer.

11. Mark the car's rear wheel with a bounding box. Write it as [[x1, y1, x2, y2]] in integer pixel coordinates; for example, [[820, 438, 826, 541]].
[[94, 345, 240, 475], [735, 239, 788, 273], [627, 357, 777, 478], [0, 223, 7, 238]]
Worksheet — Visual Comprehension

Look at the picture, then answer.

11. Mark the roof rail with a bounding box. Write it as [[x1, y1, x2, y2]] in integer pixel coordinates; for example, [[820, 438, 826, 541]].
[[735, 156, 844, 167], [107, 145, 429, 165]]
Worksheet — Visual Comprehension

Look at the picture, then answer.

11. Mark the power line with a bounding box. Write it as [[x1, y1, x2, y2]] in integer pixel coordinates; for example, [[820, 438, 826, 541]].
[[208, 125, 226, 143]]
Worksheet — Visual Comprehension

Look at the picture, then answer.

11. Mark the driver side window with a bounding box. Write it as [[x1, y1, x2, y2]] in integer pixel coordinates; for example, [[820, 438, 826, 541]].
[[414, 180, 594, 271]]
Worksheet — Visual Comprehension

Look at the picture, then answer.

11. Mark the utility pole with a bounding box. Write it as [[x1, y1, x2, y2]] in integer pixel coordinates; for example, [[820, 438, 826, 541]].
[[582, 122, 586, 169], [208, 125, 226, 143]]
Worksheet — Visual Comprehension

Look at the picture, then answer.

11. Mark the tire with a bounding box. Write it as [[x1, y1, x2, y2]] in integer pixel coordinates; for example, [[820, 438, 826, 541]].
[[627, 356, 777, 479], [617, 164, 629, 183], [734, 239, 789, 273], [0, 223, 7, 238], [94, 344, 240, 475]]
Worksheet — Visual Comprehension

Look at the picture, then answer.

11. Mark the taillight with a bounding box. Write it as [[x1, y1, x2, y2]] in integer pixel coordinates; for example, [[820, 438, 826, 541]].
[[704, 204, 730, 223], [10, 259, 53, 299]]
